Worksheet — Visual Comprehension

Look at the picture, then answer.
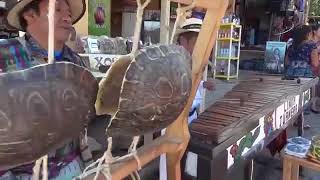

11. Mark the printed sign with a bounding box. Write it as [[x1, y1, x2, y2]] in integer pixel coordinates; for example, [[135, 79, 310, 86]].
[[87, 38, 100, 54], [284, 95, 300, 123], [264, 41, 287, 74], [88, 0, 111, 36], [86, 54, 121, 71]]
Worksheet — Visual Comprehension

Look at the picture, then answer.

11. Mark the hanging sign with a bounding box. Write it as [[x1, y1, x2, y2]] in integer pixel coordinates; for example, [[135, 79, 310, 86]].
[[88, 0, 111, 36]]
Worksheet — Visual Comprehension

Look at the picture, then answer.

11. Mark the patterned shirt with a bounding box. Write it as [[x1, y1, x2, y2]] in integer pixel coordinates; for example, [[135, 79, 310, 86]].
[[285, 41, 317, 78], [316, 41, 320, 56], [0, 34, 86, 72], [0, 34, 87, 179]]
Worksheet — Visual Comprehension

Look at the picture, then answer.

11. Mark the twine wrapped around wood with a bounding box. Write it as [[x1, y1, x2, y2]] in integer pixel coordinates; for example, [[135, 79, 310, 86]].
[[170, 2, 195, 44], [80, 0, 152, 179], [32, 0, 56, 179], [130, 0, 151, 54], [48, 0, 55, 64]]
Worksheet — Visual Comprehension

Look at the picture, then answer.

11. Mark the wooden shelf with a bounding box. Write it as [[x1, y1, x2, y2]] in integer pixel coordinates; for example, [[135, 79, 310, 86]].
[[220, 23, 241, 28], [215, 75, 238, 78], [216, 57, 239, 60], [214, 23, 241, 80], [217, 38, 240, 42]]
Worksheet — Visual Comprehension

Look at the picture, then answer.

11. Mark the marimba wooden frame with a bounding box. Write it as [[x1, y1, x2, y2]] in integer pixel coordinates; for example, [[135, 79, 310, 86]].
[[184, 76, 319, 180]]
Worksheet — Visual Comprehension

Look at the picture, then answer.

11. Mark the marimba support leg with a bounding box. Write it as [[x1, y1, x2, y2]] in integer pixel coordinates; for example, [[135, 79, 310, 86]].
[[197, 156, 216, 180], [297, 112, 304, 137], [283, 155, 300, 180], [244, 159, 254, 180], [196, 150, 228, 180]]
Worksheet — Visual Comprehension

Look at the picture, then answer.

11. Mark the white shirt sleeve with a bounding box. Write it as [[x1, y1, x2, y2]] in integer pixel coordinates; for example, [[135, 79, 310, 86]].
[[188, 80, 205, 124], [191, 80, 204, 109]]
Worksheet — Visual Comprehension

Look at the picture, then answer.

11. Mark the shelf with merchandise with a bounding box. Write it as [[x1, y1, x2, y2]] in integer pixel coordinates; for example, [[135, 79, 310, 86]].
[[213, 21, 242, 81], [215, 75, 238, 78]]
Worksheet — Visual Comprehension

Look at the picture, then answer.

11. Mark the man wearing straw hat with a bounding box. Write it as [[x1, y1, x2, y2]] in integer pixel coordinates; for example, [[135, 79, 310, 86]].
[[0, 0, 94, 179], [176, 13, 215, 123], [159, 13, 215, 180]]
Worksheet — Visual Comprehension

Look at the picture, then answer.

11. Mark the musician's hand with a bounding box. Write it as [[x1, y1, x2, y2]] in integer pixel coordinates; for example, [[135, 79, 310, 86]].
[[203, 80, 215, 91]]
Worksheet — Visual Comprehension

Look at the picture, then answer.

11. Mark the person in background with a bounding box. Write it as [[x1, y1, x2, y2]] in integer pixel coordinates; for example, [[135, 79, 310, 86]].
[[176, 17, 215, 124], [311, 24, 320, 113], [285, 25, 319, 78], [266, 25, 320, 159], [285, 25, 319, 124], [0, 0, 95, 179], [159, 15, 215, 180], [312, 24, 320, 58]]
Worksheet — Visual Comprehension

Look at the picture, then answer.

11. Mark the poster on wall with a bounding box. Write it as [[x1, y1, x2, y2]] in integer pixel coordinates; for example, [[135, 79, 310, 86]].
[[88, 0, 111, 36], [264, 41, 287, 74]]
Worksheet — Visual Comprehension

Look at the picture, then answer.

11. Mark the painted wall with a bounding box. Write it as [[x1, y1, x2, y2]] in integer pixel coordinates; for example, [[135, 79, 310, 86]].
[[73, 0, 89, 36], [88, 0, 111, 36]]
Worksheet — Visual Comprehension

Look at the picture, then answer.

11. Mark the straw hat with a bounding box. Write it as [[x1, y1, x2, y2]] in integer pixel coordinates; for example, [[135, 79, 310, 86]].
[[176, 17, 202, 35], [174, 17, 202, 43], [7, 0, 86, 31]]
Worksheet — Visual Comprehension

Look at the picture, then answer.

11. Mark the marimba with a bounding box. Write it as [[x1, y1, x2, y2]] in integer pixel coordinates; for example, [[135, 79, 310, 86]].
[[187, 75, 319, 180]]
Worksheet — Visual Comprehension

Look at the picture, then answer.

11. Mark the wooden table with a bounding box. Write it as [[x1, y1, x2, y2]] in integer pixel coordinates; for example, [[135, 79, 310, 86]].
[[283, 154, 320, 180], [185, 75, 319, 180]]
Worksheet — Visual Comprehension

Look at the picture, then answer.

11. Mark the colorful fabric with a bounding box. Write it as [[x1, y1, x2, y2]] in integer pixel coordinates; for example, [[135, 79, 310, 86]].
[[267, 130, 287, 156], [316, 41, 320, 55], [0, 34, 86, 74], [0, 34, 87, 179], [286, 41, 317, 78], [23, 34, 86, 67], [0, 39, 31, 72]]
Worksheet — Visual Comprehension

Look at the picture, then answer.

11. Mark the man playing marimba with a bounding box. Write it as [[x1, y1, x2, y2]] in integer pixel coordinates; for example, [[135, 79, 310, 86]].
[[159, 14, 215, 180]]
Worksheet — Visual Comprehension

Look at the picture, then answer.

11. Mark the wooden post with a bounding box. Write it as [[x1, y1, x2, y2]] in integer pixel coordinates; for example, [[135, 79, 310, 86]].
[[291, 162, 299, 180], [160, 0, 171, 44], [283, 156, 292, 180], [200, 66, 208, 113], [166, 0, 229, 179], [304, 0, 311, 24], [297, 112, 304, 136], [244, 159, 254, 180], [226, 0, 235, 14], [268, 13, 274, 41]]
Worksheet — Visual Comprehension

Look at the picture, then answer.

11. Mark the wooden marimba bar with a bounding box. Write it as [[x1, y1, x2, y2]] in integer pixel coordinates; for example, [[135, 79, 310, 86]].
[[186, 75, 318, 180]]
